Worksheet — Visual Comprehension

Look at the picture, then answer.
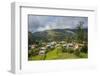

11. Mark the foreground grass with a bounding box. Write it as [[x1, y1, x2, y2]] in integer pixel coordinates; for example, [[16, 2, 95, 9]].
[[45, 47, 79, 60], [28, 46, 88, 60], [79, 52, 88, 58]]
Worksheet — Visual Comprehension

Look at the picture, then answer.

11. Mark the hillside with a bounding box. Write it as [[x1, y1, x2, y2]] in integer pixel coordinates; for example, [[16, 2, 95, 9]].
[[29, 28, 87, 42]]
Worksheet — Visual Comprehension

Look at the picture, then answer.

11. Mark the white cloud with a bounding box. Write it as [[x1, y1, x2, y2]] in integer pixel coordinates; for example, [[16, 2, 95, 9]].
[[28, 15, 88, 33]]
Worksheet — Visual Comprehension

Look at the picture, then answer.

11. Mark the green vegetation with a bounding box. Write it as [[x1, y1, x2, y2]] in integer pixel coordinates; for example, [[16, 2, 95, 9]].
[[28, 45, 88, 60], [28, 21, 88, 60]]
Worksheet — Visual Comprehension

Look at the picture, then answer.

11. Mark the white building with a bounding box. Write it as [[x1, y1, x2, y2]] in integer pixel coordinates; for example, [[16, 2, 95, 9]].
[[31, 44, 36, 49], [39, 47, 46, 55]]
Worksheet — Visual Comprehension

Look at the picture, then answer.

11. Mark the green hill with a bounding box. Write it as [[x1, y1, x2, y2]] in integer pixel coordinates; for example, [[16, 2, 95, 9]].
[[29, 28, 87, 43]]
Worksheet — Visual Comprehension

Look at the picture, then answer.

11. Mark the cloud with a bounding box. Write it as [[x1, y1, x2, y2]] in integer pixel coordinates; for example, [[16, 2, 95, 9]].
[[28, 15, 88, 33]]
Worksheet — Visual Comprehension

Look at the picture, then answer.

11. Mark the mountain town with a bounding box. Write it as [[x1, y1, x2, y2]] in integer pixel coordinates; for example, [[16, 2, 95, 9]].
[[28, 23, 88, 60]]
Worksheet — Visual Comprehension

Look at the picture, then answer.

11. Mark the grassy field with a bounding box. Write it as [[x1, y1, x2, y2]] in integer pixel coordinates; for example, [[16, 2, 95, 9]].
[[28, 46, 88, 60]]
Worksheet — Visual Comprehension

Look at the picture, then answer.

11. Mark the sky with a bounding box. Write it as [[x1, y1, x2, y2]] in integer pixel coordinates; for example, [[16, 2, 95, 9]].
[[28, 15, 88, 33]]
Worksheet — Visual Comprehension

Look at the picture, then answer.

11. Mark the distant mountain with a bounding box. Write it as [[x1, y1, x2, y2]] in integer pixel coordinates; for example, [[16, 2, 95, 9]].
[[29, 28, 88, 42]]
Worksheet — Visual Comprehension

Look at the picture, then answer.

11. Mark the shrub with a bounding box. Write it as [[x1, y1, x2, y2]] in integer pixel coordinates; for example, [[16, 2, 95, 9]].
[[30, 48, 39, 56], [79, 53, 88, 58], [62, 47, 68, 52], [80, 44, 88, 53], [68, 49, 74, 53], [74, 49, 80, 56]]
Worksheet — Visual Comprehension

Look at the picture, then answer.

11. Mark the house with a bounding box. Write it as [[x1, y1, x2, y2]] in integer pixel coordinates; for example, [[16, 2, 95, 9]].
[[73, 43, 84, 51], [39, 47, 46, 55], [39, 50, 45, 55], [67, 43, 74, 49], [62, 43, 73, 49], [62, 44, 67, 47], [31, 44, 36, 49], [46, 42, 56, 49], [46, 44, 51, 48], [50, 41, 56, 45], [60, 41, 65, 44], [78, 43, 84, 47], [55, 44, 60, 47], [74, 44, 79, 50]]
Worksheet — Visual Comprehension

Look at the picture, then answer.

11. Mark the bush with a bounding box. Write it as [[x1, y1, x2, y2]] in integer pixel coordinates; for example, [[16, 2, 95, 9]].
[[80, 44, 88, 53], [62, 47, 68, 52], [79, 53, 88, 58], [29, 48, 39, 56], [61, 46, 74, 53], [68, 49, 74, 53], [74, 49, 80, 56]]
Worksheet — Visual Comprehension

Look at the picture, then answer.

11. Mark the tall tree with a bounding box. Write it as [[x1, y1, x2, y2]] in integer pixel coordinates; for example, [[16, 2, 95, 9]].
[[28, 32, 34, 45], [76, 21, 84, 43]]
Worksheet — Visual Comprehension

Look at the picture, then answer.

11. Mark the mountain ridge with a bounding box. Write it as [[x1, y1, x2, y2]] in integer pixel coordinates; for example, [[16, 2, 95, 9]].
[[29, 28, 87, 43]]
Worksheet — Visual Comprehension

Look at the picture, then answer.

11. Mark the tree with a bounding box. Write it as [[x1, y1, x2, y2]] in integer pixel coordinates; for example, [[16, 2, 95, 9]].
[[80, 43, 88, 53], [28, 32, 34, 45], [76, 21, 84, 43]]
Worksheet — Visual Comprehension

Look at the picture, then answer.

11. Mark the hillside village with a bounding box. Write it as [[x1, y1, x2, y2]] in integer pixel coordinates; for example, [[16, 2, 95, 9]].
[[28, 18, 88, 60], [28, 40, 87, 60]]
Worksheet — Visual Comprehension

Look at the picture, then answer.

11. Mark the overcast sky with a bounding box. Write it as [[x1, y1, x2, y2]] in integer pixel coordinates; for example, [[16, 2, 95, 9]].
[[28, 15, 88, 33]]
